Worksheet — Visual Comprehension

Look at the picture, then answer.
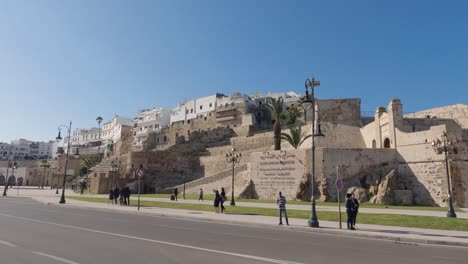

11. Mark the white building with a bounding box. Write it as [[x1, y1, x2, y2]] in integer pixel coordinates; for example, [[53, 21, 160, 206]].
[[170, 94, 219, 125], [133, 108, 171, 147], [0, 139, 56, 160], [64, 115, 133, 155]]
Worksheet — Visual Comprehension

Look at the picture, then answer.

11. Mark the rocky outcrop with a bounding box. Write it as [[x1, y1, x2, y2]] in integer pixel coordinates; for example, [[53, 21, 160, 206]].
[[393, 190, 414, 206], [369, 169, 399, 205]]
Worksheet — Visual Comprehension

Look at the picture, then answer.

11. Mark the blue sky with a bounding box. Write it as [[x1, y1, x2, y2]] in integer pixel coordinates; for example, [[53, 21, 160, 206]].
[[0, 0, 467, 142]]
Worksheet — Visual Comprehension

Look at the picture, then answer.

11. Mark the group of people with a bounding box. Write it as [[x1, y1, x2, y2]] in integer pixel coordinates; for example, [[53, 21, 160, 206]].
[[345, 193, 360, 230], [108, 186, 132, 206], [213, 188, 227, 213]]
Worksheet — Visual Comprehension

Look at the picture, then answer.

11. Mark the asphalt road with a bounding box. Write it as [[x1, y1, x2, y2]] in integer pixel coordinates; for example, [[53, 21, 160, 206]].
[[0, 198, 466, 264]]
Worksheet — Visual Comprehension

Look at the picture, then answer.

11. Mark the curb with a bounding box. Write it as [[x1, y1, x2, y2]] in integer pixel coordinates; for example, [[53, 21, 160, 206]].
[[33, 197, 468, 248]]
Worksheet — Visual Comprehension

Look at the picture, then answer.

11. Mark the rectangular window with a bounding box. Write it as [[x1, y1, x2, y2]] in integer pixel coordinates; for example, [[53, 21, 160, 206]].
[[200, 105, 203, 110], [209, 103, 212, 107], [190, 108, 193, 113]]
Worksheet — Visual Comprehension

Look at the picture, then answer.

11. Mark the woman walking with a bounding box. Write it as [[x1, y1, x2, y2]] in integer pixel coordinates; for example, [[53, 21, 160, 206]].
[[213, 190, 221, 213], [220, 187, 227, 213]]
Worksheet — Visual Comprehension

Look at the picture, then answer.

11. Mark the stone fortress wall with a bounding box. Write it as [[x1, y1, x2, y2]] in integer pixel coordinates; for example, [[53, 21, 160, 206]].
[[88, 94, 468, 208]]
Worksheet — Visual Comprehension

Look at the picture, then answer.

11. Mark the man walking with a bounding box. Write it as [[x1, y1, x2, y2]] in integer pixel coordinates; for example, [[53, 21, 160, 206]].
[[276, 192, 289, 225], [198, 188, 204, 202]]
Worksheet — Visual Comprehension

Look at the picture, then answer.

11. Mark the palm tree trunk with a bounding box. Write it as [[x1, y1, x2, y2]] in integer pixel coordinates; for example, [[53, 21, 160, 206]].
[[274, 122, 281, 150]]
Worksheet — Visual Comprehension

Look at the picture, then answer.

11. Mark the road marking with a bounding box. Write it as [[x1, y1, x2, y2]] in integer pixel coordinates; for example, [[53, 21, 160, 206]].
[[0, 240, 17, 247], [33, 251, 80, 264], [0, 213, 302, 264]]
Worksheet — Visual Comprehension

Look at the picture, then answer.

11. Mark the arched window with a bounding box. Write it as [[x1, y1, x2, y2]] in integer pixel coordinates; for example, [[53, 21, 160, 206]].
[[383, 138, 391, 148], [372, 140, 376, 148]]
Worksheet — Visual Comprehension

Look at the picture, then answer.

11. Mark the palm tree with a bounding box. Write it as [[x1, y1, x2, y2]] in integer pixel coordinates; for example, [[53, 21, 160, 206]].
[[40, 160, 50, 189], [281, 126, 312, 149], [266, 97, 285, 150], [297, 96, 308, 123], [286, 103, 303, 125]]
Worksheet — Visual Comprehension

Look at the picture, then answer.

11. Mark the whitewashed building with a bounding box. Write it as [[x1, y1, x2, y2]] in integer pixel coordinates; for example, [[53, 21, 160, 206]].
[[133, 108, 171, 148], [170, 94, 219, 125]]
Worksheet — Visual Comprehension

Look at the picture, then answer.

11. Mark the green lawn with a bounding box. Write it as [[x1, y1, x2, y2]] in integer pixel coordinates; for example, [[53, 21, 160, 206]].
[[139, 193, 459, 212], [69, 197, 468, 231]]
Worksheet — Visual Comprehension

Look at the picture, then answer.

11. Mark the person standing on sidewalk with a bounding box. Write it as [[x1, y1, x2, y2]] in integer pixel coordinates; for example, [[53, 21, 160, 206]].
[[198, 188, 204, 202], [346, 193, 356, 230], [113, 186, 120, 205], [276, 192, 289, 225], [352, 193, 360, 228], [126, 186, 131, 206], [220, 187, 227, 213], [108, 189, 114, 205], [174, 187, 178, 201], [213, 190, 221, 213]]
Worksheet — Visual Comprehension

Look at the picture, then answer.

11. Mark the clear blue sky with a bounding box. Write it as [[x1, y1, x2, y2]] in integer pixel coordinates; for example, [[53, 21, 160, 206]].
[[1, 0, 467, 142]]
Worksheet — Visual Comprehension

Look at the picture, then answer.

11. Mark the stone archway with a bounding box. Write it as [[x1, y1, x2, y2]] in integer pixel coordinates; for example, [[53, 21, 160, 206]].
[[383, 138, 391, 148]]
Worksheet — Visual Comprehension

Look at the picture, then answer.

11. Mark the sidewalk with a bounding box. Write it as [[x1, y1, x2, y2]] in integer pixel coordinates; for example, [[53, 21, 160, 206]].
[[22, 193, 468, 248], [8, 187, 468, 218]]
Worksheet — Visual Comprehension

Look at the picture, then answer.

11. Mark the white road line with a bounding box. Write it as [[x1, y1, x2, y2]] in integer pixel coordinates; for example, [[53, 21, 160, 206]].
[[0, 240, 17, 247], [0, 213, 302, 264], [33, 251, 80, 264]]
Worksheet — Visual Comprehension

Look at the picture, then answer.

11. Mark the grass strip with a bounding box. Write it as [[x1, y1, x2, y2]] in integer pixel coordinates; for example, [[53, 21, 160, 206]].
[[70, 197, 468, 231], [139, 194, 460, 212]]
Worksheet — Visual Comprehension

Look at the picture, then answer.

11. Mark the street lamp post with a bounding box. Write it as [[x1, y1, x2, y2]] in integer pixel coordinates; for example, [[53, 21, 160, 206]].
[[111, 157, 121, 190], [40, 161, 50, 189], [2, 145, 15, 196], [225, 149, 241, 206], [96, 116, 103, 160], [431, 131, 458, 218], [303, 74, 324, 228], [56, 121, 80, 204]]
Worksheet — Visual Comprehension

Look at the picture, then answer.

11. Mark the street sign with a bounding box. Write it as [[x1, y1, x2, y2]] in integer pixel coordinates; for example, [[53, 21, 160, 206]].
[[136, 169, 144, 178], [335, 177, 343, 191]]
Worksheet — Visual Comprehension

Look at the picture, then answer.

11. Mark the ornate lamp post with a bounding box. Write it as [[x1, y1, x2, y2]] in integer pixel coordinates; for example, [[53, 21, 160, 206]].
[[3, 161, 18, 196], [111, 157, 121, 189], [96, 116, 103, 160], [431, 131, 458, 218], [56, 122, 80, 204], [303, 74, 324, 228], [225, 148, 241, 206], [2, 145, 15, 196]]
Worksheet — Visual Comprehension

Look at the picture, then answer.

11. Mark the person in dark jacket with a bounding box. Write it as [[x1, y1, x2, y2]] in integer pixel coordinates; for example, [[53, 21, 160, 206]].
[[108, 189, 114, 205], [352, 193, 360, 228], [113, 187, 120, 205], [345, 193, 355, 230], [126, 186, 131, 206], [213, 190, 221, 213], [174, 187, 179, 201], [220, 187, 227, 213]]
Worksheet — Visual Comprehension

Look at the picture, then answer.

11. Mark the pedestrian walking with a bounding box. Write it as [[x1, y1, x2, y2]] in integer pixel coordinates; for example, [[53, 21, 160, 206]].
[[276, 192, 289, 225], [213, 190, 221, 213], [80, 182, 85, 195], [346, 193, 356, 230], [198, 188, 204, 202], [108, 189, 114, 205], [174, 187, 178, 201], [126, 186, 131, 206], [220, 187, 227, 213], [113, 187, 120, 205], [119, 188, 125, 205], [352, 193, 360, 228]]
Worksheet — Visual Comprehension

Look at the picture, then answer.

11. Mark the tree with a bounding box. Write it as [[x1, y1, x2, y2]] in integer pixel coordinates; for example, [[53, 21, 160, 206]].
[[40, 160, 50, 189], [266, 97, 285, 150], [297, 96, 308, 123], [81, 155, 99, 173], [286, 103, 303, 125], [281, 126, 312, 149]]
